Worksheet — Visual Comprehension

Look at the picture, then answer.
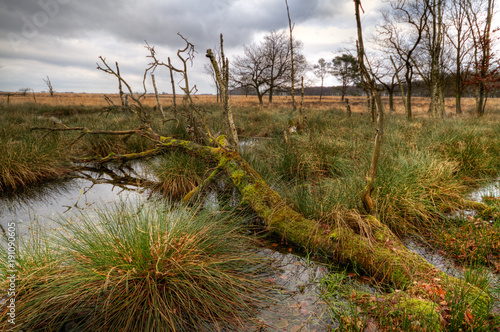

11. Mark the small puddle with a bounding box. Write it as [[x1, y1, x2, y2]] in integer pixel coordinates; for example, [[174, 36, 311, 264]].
[[254, 248, 332, 331], [468, 179, 500, 202]]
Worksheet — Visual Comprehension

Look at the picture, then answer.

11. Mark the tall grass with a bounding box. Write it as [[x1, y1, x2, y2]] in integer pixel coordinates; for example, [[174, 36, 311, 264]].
[[0, 104, 160, 191], [0, 105, 70, 191], [375, 150, 466, 235], [0, 200, 272, 331]]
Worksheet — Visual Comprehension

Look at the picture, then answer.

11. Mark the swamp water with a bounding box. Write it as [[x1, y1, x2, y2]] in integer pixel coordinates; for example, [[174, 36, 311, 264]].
[[0, 164, 332, 331], [2, 162, 499, 331]]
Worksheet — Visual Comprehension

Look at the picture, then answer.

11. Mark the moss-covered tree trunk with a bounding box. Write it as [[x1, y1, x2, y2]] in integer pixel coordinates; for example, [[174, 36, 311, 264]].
[[70, 128, 489, 329]]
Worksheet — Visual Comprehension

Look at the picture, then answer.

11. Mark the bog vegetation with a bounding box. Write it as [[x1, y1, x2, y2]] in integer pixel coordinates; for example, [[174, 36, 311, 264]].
[[1, 94, 500, 330], [2, 0, 500, 330]]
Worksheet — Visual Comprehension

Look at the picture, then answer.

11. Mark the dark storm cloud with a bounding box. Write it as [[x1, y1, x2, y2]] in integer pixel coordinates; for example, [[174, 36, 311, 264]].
[[0, 0, 379, 93], [1, 0, 329, 52]]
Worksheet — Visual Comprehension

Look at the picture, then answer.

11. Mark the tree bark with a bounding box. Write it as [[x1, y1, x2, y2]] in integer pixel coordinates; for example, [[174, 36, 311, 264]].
[[391, 56, 408, 115], [429, 0, 445, 118], [151, 74, 166, 122], [206, 48, 239, 148], [168, 57, 178, 117], [165, 134, 488, 325]]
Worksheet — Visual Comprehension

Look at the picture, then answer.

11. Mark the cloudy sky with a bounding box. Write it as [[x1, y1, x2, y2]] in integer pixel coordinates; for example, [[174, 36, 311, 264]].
[[0, 0, 385, 94]]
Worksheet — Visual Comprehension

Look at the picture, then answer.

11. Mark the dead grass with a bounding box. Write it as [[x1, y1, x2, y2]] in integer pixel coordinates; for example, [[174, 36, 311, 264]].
[[3, 93, 498, 117]]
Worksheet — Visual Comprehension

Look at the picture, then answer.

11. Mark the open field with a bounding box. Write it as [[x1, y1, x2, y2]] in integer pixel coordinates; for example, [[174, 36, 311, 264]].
[[2, 92, 500, 117]]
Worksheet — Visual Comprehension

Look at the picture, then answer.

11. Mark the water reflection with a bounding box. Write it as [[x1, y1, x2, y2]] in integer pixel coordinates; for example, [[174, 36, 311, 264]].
[[469, 179, 500, 202], [0, 164, 334, 330], [255, 248, 332, 331], [0, 165, 149, 236]]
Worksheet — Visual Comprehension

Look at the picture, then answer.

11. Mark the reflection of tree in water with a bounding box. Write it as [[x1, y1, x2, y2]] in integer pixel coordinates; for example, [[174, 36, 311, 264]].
[[0, 177, 77, 215], [0, 162, 158, 233], [76, 163, 156, 193]]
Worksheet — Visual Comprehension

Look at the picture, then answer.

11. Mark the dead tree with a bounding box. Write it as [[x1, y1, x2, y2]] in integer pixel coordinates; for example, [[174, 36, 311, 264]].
[[145, 35, 203, 138], [206, 34, 239, 149], [151, 74, 166, 121], [355, 0, 385, 218], [97, 57, 151, 125], [115, 62, 127, 107], [285, 0, 297, 112], [42, 76, 54, 97], [168, 57, 178, 117]]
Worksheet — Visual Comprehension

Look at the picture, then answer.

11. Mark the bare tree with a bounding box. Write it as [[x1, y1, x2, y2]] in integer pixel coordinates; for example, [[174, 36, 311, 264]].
[[378, 0, 428, 119], [204, 47, 223, 103], [151, 73, 166, 121], [145, 34, 208, 139], [464, 0, 497, 116], [232, 42, 269, 105], [374, 59, 400, 113], [427, 0, 446, 118], [313, 58, 331, 101], [18, 87, 30, 96], [446, 0, 474, 115], [285, 0, 296, 111], [115, 62, 127, 107], [43, 76, 54, 97], [206, 34, 239, 148], [265, 30, 294, 103], [355, 0, 386, 217], [232, 30, 306, 105]]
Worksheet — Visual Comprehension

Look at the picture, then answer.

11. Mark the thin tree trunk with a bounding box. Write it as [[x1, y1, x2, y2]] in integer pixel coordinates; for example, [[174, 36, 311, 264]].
[[300, 76, 305, 125], [319, 78, 324, 102], [391, 56, 408, 115], [355, 0, 384, 217], [285, 0, 296, 112], [476, 0, 494, 117], [151, 74, 166, 122], [206, 48, 239, 149], [429, 0, 445, 118], [116, 62, 126, 107], [406, 69, 413, 120], [168, 57, 178, 117]]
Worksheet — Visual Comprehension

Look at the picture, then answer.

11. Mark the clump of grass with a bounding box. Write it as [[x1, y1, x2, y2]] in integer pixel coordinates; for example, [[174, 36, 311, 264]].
[[0, 200, 272, 331], [321, 267, 499, 331], [375, 150, 467, 235], [478, 195, 500, 224], [0, 105, 72, 191], [428, 122, 500, 180], [0, 136, 69, 191], [246, 134, 351, 184], [440, 276, 498, 331], [148, 151, 210, 199]]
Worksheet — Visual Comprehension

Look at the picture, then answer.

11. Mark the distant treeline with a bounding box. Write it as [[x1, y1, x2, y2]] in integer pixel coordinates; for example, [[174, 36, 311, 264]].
[[231, 77, 500, 98]]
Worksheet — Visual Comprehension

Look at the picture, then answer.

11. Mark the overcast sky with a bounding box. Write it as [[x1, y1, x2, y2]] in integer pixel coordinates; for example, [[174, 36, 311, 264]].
[[0, 0, 385, 94]]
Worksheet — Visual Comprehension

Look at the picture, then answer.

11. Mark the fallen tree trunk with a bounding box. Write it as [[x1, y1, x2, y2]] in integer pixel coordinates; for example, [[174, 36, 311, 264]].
[[70, 132, 490, 328]]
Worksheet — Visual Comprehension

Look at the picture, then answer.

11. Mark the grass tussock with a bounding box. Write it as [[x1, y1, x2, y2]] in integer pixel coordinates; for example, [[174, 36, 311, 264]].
[[376, 151, 466, 235], [0, 201, 272, 331], [0, 105, 71, 191], [148, 151, 210, 198]]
